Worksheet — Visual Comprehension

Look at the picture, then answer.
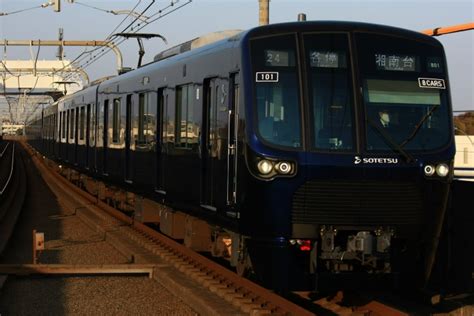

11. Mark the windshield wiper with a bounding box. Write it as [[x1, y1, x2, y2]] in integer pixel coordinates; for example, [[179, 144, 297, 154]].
[[399, 104, 440, 148], [367, 118, 415, 163]]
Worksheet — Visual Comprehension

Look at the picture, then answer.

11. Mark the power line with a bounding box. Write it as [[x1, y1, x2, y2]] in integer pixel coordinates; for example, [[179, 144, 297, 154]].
[[75, 0, 193, 74], [117, 0, 155, 35], [72, 1, 150, 22], [71, 1, 179, 70], [56, 0, 144, 76], [72, 1, 112, 14], [0, 3, 48, 17]]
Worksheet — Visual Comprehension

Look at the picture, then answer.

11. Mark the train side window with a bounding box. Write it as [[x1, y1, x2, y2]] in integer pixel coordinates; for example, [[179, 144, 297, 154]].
[[76, 107, 79, 142], [63, 111, 66, 139], [112, 98, 121, 143], [70, 108, 75, 140], [163, 94, 173, 144], [61, 111, 64, 139], [90, 103, 96, 146], [53, 113, 56, 140], [66, 109, 70, 141], [138, 93, 146, 144], [137, 93, 155, 148], [79, 106, 85, 140], [103, 99, 109, 147], [59, 112, 62, 140], [175, 84, 196, 149]]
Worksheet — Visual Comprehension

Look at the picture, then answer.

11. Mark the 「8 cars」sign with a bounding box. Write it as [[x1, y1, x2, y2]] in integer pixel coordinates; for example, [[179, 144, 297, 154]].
[[418, 77, 446, 89]]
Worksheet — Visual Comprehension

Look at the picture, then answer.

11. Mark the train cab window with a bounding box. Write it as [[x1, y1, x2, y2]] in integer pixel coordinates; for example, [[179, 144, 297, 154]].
[[304, 33, 355, 151], [251, 34, 302, 149], [79, 106, 85, 140], [357, 33, 451, 151], [112, 98, 121, 143], [175, 84, 197, 149]]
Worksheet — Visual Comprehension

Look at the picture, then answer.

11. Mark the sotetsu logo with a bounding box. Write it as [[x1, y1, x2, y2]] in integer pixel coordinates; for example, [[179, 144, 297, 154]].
[[354, 156, 399, 165]]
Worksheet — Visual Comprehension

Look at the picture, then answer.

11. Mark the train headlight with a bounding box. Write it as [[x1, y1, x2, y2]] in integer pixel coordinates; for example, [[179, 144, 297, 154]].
[[276, 162, 292, 174], [424, 165, 435, 176], [257, 159, 273, 175], [436, 163, 449, 177]]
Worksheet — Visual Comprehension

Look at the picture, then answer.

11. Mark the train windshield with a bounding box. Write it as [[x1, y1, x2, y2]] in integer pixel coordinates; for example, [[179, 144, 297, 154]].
[[357, 33, 451, 152], [251, 34, 302, 148], [304, 33, 355, 151]]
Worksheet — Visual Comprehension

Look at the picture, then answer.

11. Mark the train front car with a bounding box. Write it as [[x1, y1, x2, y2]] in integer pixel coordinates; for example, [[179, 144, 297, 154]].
[[239, 22, 455, 290]]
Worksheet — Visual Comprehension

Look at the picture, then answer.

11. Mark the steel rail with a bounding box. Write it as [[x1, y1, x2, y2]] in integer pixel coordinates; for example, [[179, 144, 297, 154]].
[[0, 264, 156, 278], [0, 142, 10, 158], [0, 143, 15, 195]]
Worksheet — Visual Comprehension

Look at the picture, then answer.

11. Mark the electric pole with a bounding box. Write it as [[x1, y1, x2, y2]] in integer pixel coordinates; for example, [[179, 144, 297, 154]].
[[54, 0, 61, 12], [57, 28, 64, 60], [259, 0, 269, 26]]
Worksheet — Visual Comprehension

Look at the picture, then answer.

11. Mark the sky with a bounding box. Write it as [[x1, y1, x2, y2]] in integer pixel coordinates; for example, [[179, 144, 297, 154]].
[[0, 0, 473, 112]]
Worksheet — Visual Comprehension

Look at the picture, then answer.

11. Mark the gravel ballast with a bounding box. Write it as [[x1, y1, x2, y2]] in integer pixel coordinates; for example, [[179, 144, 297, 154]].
[[0, 146, 197, 315]]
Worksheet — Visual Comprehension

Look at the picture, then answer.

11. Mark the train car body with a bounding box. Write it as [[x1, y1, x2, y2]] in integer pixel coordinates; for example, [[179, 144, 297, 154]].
[[27, 21, 455, 290]]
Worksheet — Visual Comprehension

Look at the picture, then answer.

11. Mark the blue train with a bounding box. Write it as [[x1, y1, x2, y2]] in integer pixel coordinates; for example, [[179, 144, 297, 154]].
[[27, 21, 455, 290]]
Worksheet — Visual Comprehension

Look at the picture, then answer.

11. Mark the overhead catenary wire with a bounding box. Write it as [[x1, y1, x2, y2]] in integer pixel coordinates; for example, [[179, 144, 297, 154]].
[[51, 0, 144, 77], [70, 0, 193, 75], [72, 1, 114, 14], [73, 1, 150, 22], [63, 0, 154, 70], [65, 0, 186, 75], [117, 0, 155, 35], [1, 44, 51, 124], [0, 3, 47, 17]]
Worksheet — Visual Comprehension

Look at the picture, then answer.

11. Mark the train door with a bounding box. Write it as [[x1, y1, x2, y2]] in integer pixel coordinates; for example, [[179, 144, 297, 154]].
[[103, 99, 109, 175], [227, 73, 239, 206], [201, 78, 219, 210], [155, 88, 166, 194], [125, 94, 133, 182]]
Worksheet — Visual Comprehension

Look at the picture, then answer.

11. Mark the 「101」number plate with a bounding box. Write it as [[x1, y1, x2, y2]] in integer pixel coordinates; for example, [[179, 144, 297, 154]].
[[256, 72, 279, 82]]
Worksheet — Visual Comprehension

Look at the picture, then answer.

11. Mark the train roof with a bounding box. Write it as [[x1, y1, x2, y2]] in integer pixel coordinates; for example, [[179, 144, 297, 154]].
[[242, 20, 442, 46]]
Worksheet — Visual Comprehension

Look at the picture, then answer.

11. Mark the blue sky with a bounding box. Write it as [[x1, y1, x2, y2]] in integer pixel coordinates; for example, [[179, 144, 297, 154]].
[[0, 0, 472, 111]]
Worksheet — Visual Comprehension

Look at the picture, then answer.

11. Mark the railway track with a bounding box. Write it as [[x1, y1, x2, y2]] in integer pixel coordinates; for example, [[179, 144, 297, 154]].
[[0, 141, 27, 255], [22, 140, 471, 316], [22, 141, 311, 315], [0, 140, 28, 291]]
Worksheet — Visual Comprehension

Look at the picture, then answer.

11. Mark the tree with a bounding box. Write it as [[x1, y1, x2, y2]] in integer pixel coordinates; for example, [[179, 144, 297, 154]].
[[454, 112, 474, 135]]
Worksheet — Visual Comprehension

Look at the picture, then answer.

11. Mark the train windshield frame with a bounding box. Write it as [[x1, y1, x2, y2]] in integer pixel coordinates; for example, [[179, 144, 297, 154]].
[[249, 29, 452, 154], [357, 32, 451, 152]]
